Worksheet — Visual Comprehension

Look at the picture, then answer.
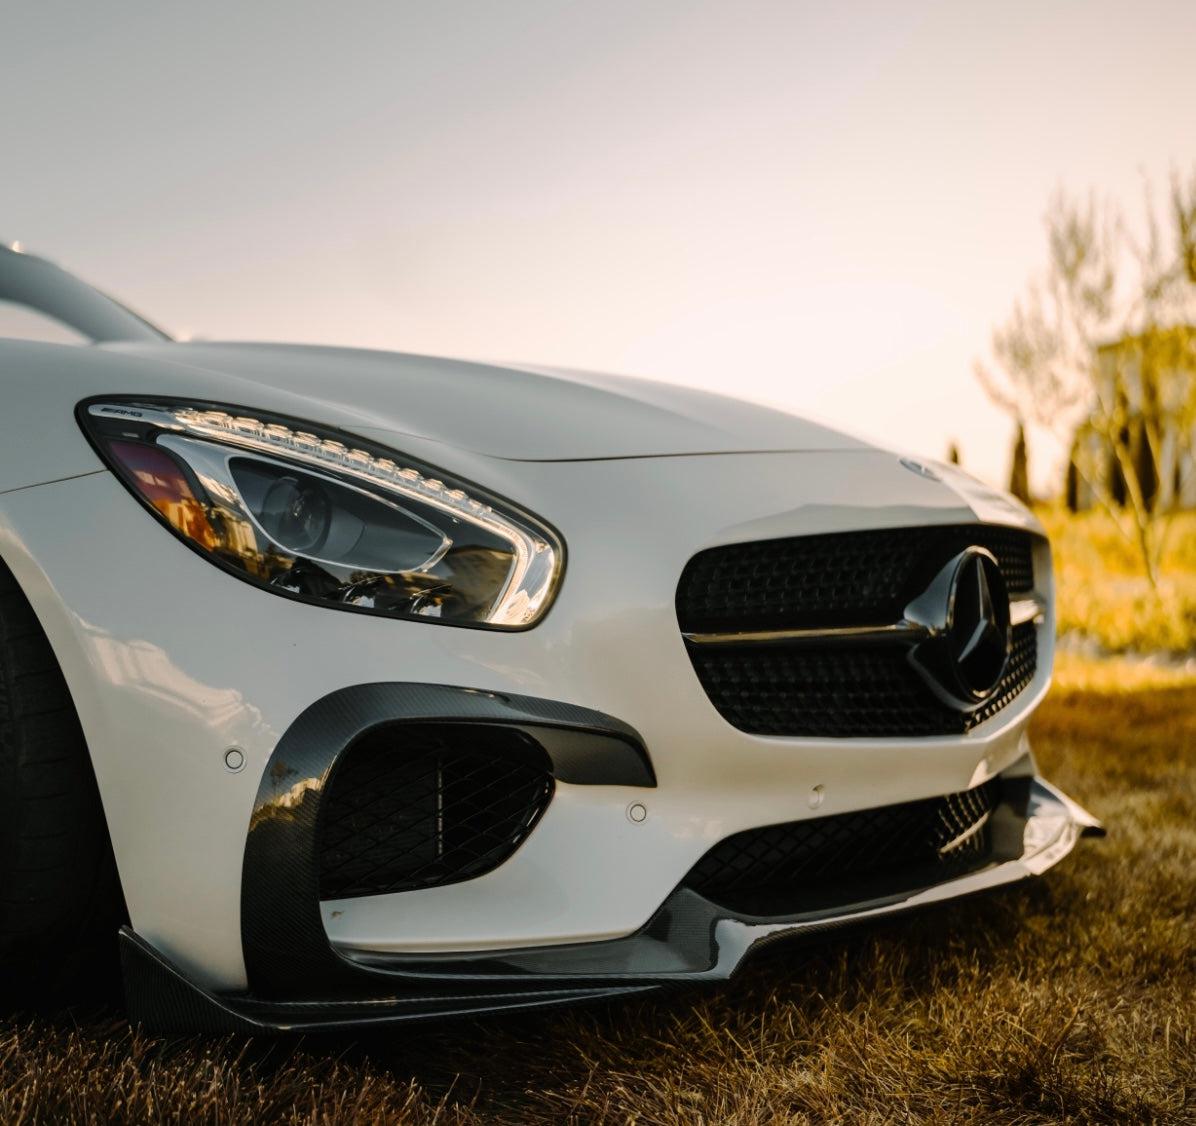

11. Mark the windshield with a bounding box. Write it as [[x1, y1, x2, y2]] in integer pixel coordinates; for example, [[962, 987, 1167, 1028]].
[[0, 246, 168, 344]]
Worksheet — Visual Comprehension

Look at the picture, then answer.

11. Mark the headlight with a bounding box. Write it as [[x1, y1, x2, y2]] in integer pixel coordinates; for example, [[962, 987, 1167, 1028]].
[[78, 398, 562, 629]]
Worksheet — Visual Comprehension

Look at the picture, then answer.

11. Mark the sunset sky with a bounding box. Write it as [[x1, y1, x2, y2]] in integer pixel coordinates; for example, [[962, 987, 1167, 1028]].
[[4, 0, 1194, 489]]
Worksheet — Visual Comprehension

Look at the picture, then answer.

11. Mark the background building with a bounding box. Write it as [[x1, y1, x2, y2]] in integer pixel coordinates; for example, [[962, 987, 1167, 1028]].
[[1066, 329, 1196, 511]]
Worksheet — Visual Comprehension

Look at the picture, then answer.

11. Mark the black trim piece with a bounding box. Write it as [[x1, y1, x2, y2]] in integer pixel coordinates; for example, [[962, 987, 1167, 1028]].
[[121, 928, 266, 1034], [121, 928, 656, 1034], [241, 682, 654, 997]]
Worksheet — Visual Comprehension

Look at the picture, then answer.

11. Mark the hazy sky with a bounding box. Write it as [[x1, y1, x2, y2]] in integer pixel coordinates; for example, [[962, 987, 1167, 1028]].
[[4, 0, 1194, 488]]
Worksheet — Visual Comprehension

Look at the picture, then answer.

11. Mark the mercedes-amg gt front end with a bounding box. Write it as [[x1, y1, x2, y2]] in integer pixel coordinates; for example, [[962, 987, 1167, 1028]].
[[0, 244, 1102, 1031]]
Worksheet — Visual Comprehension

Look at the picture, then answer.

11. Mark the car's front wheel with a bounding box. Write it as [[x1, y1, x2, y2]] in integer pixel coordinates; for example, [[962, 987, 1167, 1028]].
[[0, 559, 125, 1002]]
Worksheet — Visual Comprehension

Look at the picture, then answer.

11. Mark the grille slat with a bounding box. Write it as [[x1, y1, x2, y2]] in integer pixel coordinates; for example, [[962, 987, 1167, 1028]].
[[677, 525, 1040, 738], [318, 726, 554, 901], [685, 779, 1001, 915]]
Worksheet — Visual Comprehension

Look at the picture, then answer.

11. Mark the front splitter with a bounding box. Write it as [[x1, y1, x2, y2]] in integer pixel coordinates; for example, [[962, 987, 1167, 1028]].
[[120, 778, 1102, 1033]]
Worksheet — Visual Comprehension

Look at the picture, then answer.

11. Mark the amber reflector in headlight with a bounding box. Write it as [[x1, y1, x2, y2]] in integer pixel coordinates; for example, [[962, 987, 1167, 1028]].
[[79, 399, 562, 629]]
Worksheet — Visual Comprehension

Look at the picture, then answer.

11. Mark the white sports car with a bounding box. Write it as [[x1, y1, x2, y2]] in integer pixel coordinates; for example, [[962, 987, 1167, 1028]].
[[0, 245, 1101, 1032]]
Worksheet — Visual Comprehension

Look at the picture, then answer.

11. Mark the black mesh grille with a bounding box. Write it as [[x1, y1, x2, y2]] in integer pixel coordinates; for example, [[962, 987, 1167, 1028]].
[[688, 622, 1037, 738], [970, 622, 1038, 729], [678, 524, 1036, 634], [685, 779, 1001, 915], [318, 725, 554, 900], [677, 525, 1040, 737]]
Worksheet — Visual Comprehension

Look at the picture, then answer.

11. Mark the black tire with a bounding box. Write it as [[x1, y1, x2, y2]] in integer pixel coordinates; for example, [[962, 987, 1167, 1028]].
[[0, 559, 125, 1003]]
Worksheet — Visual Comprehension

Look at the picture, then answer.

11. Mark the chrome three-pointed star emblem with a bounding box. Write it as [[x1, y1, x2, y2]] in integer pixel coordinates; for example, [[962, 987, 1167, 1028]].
[[947, 549, 1012, 700], [905, 547, 1012, 708]]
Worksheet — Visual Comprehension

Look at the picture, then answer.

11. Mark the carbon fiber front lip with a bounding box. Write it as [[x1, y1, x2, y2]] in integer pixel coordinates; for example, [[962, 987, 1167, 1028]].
[[121, 777, 1102, 1033]]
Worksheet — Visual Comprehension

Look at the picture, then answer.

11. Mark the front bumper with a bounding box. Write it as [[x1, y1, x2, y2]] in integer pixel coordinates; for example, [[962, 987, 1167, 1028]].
[[0, 448, 1083, 1031], [120, 775, 1101, 1033]]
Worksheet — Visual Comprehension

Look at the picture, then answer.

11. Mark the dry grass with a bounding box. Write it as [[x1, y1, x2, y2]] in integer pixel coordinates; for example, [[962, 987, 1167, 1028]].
[[2, 655, 1193, 1124], [1039, 507, 1196, 656]]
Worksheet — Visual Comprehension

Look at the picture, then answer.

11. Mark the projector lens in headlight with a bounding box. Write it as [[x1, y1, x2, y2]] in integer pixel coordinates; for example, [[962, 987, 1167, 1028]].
[[79, 399, 562, 628]]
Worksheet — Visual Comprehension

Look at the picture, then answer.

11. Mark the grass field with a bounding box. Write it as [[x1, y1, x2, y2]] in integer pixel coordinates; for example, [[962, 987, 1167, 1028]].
[[1, 653, 1192, 1124]]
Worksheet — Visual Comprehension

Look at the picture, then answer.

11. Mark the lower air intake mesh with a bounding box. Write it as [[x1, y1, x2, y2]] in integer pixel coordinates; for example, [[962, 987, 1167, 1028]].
[[685, 778, 1001, 915], [318, 725, 554, 900]]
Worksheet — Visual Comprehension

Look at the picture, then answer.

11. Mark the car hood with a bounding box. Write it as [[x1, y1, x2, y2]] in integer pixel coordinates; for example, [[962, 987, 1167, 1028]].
[[104, 341, 867, 461]]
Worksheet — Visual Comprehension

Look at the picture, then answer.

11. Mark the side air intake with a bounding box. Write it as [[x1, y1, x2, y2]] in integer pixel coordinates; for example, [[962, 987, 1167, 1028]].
[[318, 724, 554, 900]]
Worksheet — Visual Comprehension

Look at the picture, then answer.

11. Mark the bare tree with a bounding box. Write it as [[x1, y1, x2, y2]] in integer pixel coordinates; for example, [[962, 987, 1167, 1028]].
[[976, 174, 1196, 586]]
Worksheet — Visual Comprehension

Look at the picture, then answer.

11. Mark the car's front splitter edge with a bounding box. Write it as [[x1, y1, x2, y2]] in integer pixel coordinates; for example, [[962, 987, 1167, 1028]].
[[120, 777, 1102, 1034], [118, 929, 659, 1034]]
